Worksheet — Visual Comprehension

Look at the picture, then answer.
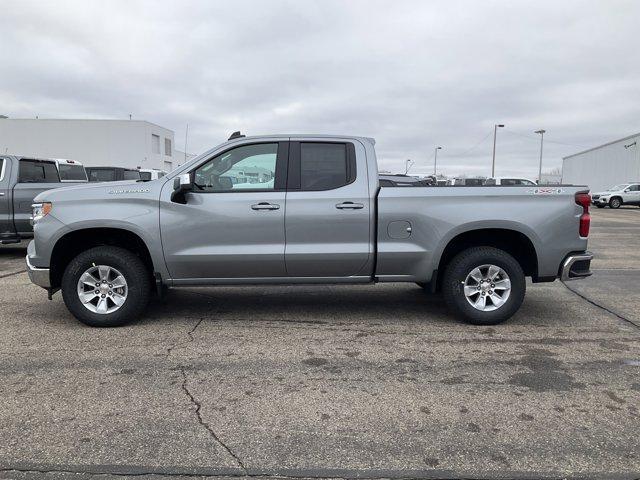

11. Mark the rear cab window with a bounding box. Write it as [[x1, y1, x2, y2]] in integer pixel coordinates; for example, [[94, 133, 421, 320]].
[[88, 169, 115, 182], [123, 170, 141, 181], [18, 159, 60, 183], [58, 163, 87, 181]]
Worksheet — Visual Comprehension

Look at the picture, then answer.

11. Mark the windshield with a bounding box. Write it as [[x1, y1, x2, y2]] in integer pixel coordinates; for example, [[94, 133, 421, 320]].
[[58, 164, 87, 181], [608, 184, 629, 191]]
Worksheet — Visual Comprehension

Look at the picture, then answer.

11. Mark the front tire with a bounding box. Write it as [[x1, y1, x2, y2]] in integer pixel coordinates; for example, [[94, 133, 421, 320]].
[[442, 247, 525, 325], [609, 197, 622, 209], [61, 246, 151, 327]]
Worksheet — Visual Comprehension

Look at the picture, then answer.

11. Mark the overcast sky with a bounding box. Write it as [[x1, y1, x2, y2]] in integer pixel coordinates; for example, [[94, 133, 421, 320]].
[[1, 0, 639, 177]]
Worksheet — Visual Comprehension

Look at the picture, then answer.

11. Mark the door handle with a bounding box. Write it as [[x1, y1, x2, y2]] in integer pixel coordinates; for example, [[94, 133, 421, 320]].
[[336, 202, 364, 210], [251, 202, 280, 211]]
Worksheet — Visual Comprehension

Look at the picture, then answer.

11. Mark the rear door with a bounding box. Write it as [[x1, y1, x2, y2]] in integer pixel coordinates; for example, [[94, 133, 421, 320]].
[[284, 140, 372, 278], [12, 159, 61, 234]]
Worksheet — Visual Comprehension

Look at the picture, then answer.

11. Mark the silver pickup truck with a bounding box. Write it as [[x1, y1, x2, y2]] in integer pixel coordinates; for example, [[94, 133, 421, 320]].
[[26, 134, 593, 327]]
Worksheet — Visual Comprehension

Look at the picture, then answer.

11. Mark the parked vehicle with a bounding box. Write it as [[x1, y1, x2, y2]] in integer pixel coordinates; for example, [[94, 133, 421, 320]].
[[26, 134, 593, 327], [86, 166, 141, 182], [55, 159, 88, 182], [138, 168, 167, 181], [454, 177, 485, 186], [484, 177, 537, 186], [0, 156, 85, 243], [591, 183, 640, 208], [379, 174, 432, 187]]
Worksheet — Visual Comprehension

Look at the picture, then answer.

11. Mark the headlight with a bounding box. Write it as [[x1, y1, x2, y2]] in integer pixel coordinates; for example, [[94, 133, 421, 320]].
[[31, 202, 52, 225]]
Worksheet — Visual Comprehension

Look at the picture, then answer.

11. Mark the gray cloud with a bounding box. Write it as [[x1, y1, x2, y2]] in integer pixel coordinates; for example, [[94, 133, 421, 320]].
[[1, 0, 639, 177]]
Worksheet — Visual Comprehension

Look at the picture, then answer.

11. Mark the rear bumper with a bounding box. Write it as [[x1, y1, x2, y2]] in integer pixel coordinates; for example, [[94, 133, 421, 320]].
[[560, 251, 593, 281], [26, 255, 51, 289]]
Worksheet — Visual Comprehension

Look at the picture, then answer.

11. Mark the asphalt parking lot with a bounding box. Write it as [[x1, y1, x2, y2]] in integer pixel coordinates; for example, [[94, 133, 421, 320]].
[[0, 207, 639, 480]]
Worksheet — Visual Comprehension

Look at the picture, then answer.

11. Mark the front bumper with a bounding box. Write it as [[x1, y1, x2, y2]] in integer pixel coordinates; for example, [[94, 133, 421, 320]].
[[591, 197, 607, 205], [560, 251, 593, 281], [26, 255, 51, 289]]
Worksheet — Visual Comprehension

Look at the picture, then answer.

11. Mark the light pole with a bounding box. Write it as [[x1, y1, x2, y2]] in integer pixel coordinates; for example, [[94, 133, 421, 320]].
[[433, 146, 442, 175], [405, 159, 413, 174], [491, 124, 505, 177], [535, 129, 545, 184]]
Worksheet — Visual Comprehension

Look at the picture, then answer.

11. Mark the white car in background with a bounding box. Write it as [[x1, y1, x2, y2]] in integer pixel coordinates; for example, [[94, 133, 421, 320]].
[[591, 183, 640, 209], [484, 177, 537, 186], [55, 159, 88, 182], [137, 168, 167, 181]]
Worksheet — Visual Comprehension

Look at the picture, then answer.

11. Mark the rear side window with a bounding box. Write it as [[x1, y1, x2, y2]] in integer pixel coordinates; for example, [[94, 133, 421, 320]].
[[58, 164, 87, 181], [123, 170, 141, 180], [484, 178, 496, 185], [19, 159, 60, 183], [88, 169, 115, 182], [291, 142, 356, 191]]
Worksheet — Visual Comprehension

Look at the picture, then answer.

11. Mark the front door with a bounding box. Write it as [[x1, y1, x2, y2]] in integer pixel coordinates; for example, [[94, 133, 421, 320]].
[[624, 184, 640, 205], [160, 141, 289, 280], [0, 157, 11, 236], [284, 140, 372, 278], [12, 159, 62, 235]]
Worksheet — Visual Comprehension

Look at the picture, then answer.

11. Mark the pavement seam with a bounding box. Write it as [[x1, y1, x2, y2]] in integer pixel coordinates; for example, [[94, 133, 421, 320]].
[[561, 281, 639, 329], [178, 366, 247, 473], [0, 269, 26, 279]]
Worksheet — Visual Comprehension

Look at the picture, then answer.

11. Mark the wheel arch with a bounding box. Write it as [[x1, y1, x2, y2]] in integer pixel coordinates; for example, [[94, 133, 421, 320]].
[[434, 227, 539, 291], [50, 227, 155, 289]]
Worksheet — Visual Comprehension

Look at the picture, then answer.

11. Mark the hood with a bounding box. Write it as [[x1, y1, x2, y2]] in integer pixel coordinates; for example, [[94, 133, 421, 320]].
[[33, 180, 150, 203]]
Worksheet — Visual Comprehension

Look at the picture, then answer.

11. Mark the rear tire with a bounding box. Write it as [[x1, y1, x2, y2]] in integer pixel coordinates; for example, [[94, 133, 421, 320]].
[[61, 246, 151, 327], [442, 247, 525, 325], [609, 197, 622, 209]]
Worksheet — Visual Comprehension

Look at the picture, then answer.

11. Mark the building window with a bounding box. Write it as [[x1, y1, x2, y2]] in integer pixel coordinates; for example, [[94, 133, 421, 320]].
[[165, 138, 172, 156], [152, 134, 160, 154]]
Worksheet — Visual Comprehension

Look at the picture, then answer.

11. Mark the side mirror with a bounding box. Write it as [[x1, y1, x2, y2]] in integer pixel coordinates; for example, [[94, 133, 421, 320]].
[[171, 173, 192, 204]]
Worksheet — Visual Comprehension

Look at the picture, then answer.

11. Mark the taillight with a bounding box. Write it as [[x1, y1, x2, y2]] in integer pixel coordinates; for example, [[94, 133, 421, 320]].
[[575, 192, 590, 237]]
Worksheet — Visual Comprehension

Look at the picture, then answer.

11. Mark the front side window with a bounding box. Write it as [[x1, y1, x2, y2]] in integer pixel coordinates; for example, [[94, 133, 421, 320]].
[[501, 179, 517, 186], [194, 143, 278, 192], [19, 159, 60, 183], [300, 143, 350, 190], [627, 184, 640, 191], [520, 179, 536, 186], [484, 178, 496, 185]]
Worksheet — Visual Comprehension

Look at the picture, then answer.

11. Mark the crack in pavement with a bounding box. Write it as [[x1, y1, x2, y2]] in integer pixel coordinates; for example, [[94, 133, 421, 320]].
[[179, 366, 247, 472], [163, 304, 246, 472], [562, 281, 639, 329]]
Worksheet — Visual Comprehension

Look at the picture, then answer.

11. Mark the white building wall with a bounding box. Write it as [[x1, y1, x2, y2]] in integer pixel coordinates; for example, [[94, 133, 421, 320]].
[[562, 133, 640, 192], [0, 119, 175, 171]]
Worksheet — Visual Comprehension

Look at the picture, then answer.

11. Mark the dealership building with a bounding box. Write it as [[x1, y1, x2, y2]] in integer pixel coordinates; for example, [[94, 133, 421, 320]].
[[562, 132, 640, 192], [0, 118, 191, 171]]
